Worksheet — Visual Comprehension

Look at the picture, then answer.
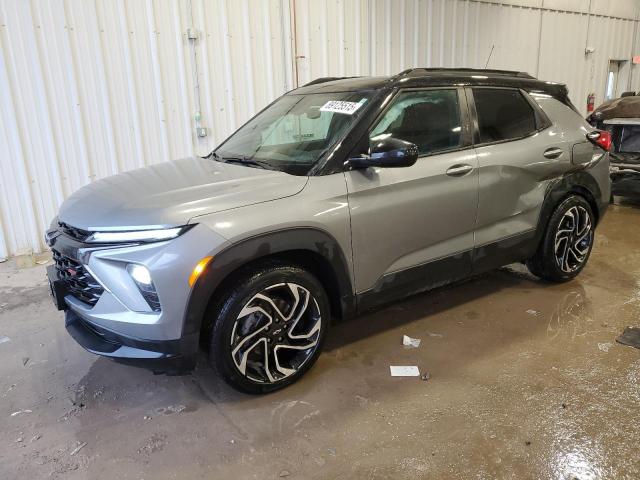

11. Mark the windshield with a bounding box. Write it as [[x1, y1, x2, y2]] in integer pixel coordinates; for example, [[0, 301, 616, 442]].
[[213, 91, 374, 175]]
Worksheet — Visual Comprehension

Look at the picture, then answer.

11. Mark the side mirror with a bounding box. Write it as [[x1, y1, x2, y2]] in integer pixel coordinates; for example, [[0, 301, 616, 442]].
[[346, 137, 419, 169]]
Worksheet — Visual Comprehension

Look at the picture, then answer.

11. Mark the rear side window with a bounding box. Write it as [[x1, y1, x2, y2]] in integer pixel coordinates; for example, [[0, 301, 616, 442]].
[[370, 89, 462, 156], [473, 88, 537, 144]]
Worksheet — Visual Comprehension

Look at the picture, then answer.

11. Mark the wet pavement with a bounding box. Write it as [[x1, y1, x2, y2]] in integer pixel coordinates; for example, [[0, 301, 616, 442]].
[[1, 203, 640, 479]]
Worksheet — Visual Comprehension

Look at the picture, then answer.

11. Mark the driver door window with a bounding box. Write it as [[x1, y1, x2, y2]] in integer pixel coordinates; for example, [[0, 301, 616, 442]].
[[370, 89, 462, 156]]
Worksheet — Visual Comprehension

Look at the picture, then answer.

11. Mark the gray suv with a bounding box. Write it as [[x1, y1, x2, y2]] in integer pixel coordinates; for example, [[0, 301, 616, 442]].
[[46, 68, 610, 393]]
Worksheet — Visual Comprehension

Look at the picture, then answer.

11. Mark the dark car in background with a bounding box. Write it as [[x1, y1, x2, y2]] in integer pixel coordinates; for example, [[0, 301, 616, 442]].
[[588, 93, 640, 198]]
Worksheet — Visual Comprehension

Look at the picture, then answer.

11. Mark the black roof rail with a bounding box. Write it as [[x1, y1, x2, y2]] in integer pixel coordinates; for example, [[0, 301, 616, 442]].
[[396, 67, 535, 79], [394, 68, 415, 78]]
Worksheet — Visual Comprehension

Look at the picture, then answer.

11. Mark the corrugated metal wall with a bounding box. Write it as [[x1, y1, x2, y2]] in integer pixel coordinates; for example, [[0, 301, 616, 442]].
[[1, 0, 639, 260]]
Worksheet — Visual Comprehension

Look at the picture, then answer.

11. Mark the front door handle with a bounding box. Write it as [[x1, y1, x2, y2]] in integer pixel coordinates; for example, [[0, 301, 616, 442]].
[[446, 164, 474, 177], [543, 147, 564, 159]]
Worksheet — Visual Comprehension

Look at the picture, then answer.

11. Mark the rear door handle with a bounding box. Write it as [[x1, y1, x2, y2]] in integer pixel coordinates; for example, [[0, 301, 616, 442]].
[[446, 164, 474, 177], [543, 147, 564, 159]]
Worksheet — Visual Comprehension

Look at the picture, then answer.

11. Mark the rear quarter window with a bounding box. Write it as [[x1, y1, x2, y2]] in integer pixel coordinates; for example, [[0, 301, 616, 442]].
[[530, 93, 592, 134], [473, 88, 537, 143]]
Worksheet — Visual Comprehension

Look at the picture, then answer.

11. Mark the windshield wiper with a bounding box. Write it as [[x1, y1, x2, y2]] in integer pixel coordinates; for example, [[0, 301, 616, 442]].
[[211, 152, 276, 170]]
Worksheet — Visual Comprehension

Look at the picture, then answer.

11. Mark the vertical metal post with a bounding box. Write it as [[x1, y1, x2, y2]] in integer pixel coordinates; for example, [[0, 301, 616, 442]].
[[629, 11, 639, 91], [187, 0, 207, 140]]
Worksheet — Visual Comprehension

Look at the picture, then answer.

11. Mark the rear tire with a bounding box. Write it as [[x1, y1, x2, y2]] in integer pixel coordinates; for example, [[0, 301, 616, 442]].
[[208, 262, 329, 394], [527, 195, 595, 282]]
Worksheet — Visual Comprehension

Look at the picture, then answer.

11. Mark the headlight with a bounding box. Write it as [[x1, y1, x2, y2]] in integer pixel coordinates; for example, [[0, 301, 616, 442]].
[[86, 226, 191, 243], [126, 264, 161, 312]]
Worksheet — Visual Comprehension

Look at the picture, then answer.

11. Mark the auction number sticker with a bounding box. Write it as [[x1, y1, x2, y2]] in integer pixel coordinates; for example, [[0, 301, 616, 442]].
[[320, 99, 366, 115]]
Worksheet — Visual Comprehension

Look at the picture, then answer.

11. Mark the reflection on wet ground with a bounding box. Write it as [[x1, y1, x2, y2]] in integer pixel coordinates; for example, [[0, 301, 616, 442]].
[[546, 286, 594, 342], [1, 203, 640, 479]]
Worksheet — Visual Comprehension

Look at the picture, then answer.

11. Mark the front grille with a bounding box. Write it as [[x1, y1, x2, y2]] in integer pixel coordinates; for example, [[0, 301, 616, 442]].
[[52, 249, 104, 307], [58, 221, 91, 242]]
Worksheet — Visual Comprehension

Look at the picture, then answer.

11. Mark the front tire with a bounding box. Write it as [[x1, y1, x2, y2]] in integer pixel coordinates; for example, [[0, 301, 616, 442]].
[[208, 262, 330, 394], [527, 195, 595, 282]]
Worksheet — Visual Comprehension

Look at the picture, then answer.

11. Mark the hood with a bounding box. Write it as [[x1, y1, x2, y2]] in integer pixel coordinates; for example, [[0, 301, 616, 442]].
[[58, 157, 308, 230]]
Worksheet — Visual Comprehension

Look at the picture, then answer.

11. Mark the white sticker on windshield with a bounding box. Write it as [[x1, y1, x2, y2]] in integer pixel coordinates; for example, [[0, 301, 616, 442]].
[[320, 99, 365, 115]]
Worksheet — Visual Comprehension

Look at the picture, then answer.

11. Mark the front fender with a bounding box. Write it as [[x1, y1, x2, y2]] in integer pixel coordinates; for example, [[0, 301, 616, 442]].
[[181, 227, 355, 344]]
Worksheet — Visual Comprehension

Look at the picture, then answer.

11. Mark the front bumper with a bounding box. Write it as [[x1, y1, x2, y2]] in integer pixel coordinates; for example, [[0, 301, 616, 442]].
[[45, 222, 228, 369], [47, 261, 199, 372], [64, 309, 197, 372]]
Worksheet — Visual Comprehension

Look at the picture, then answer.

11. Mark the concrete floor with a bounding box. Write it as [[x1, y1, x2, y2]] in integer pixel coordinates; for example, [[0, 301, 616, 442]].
[[1, 204, 640, 480]]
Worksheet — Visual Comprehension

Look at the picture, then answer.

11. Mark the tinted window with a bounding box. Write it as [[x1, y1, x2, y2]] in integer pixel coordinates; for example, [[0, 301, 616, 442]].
[[619, 125, 640, 153], [370, 89, 461, 155], [473, 88, 537, 143]]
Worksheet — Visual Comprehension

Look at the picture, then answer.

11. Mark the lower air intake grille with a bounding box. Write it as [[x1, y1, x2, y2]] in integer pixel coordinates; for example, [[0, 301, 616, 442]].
[[52, 249, 104, 307]]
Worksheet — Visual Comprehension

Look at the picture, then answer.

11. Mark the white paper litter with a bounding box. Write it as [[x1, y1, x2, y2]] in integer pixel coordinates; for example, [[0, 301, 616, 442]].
[[0, 336, 10, 344], [526, 309, 540, 316], [390, 366, 420, 377], [598, 342, 613, 352], [402, 335, 421, 348]]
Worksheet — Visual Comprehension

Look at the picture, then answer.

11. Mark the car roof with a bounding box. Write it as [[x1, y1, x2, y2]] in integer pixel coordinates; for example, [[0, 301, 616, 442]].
[[292, 68, 569, 100]]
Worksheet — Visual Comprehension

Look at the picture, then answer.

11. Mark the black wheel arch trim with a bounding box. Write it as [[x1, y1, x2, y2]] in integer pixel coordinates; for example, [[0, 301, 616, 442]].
[[181, 227, 356, 346], [533, 170, 605, 250]]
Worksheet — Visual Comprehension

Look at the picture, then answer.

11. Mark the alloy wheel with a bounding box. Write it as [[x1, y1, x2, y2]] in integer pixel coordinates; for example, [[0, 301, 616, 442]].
[[554, 205, 593, 273], [230, 282, 322, 384]]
